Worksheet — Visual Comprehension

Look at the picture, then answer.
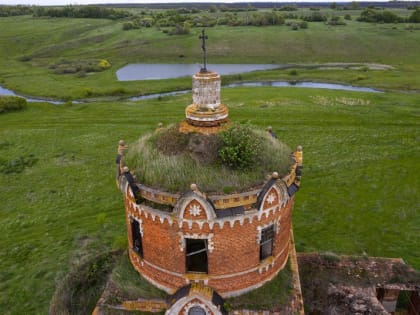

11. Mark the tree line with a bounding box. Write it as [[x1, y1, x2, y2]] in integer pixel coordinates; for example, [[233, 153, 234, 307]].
[[0, 5, 129, 19], [0, 4, 419, 25]]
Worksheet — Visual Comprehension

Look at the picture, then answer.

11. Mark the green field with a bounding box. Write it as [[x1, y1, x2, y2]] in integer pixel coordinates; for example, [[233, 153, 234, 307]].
[[1, 12, 420, 99], [0, 7, 419, 315]]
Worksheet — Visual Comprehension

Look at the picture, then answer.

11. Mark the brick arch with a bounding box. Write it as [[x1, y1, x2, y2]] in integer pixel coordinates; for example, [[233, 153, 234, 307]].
[[166, 295, 222, 315], [260, 183, 289, 211], [175, 192, 216, 221]]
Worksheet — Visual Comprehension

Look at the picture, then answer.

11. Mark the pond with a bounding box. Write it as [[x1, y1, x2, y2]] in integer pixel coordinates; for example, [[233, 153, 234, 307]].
[[116, 64, 281, 81]]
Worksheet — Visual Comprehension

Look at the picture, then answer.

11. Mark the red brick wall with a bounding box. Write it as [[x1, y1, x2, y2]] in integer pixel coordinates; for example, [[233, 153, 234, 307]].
[[125, 192, 293, 295]]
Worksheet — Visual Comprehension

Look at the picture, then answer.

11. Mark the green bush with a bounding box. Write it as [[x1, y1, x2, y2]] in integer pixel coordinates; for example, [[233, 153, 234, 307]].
[[169, 22, 190, 35], [327, 16, 346, 26], [357, 8, 404, 23], [50, 59, 111, 75], [299, 21, 308, 29], [291, 23, 299, 30], [409, 8, 420, 23], [0, 154, 38, 174], [218, 124, 262, 170], [49, 252, 116, 315], [303, 12, 327, 22], [122, 22, 135, 30], [0, 96, 27, 114]]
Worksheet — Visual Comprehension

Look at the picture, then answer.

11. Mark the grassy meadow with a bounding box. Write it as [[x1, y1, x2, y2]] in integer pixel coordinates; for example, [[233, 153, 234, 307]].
[[1, 12, 420, 99], [0, 6, 419, 315]]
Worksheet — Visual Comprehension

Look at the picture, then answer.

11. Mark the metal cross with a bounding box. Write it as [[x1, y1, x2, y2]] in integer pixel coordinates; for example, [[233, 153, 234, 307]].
[[199, 29, 208, 72]]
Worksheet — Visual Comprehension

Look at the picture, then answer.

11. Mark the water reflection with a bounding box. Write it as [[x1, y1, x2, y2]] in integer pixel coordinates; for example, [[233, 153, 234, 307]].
[[117, 64, 281, 81], [129, 81, 381, 101], [0, 80, 381, 104], [227, 81, 380, 93], [0, 85, 63, 104]]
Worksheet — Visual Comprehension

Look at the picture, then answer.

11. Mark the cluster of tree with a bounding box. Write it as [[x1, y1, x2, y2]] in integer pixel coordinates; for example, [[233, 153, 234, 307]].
[[356, 7, 420, 23], [408, 7, 420, 23], [330, 1, 360, 10], [123, 18, 154, 30], [167, 22, 191, 35], [33, 5, 130, 20], [0, 5, 33, 17], [286, 21, 308, 30], [218, 4, 256, 12], [302, 12, 328, 22], [357, 8, 403, 23], [122, 11, 286, 31], [174, 7, 201, 14], [327, 16, 346, 26], [273, 5, 298, 12], [219, 12, 285, 26]]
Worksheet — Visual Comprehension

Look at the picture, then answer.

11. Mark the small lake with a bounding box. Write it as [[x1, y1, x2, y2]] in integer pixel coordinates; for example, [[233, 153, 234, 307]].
[[116, 64, 281, 81]]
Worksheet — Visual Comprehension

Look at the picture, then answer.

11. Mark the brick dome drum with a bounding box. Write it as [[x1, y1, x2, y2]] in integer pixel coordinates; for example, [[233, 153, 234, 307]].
[[115, 65, 303, 314], [119, 150, 302, 297]]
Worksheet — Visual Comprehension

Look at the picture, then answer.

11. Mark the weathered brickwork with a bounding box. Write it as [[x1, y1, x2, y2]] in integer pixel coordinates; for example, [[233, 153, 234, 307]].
[[124, 180, 295, 296], [110, 65, 305, 314], [122, 299, 168, 312]]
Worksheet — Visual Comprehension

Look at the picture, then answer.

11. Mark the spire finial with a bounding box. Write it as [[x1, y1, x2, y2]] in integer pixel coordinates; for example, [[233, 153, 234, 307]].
[[199, 29, 208, 73]]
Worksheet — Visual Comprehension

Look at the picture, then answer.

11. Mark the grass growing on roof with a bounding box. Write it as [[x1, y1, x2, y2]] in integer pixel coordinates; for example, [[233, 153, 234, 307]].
[[123, 124, 292, 193]]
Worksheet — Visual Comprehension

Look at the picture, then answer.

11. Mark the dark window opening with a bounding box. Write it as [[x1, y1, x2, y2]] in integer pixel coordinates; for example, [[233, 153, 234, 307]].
[[260, 225, 275, 261], [188, 306, 206, 315], [186, 239, 208, 273], [131, 218, 143, 257]]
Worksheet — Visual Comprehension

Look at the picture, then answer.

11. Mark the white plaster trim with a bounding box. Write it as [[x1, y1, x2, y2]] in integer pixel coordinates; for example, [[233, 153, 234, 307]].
[[124, 186, 289, 241], [165, 294, 222, 315], [119, 178, 128, 194], [186, 113, 229, 122], [177, 196, 215, 221], [256, 221, 277, 244], [183, 301, 211, 315], [129, 215, 143, 236], [259, 183, 289, 213], [179, 233, 186, 252], [127, 183, 134, 199], [126, 196, 175, 227]]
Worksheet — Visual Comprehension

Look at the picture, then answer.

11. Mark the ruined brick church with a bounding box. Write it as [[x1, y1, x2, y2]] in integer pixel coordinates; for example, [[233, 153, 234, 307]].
[[115, 66, 303, 314], [93, 32, 419, 315]]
